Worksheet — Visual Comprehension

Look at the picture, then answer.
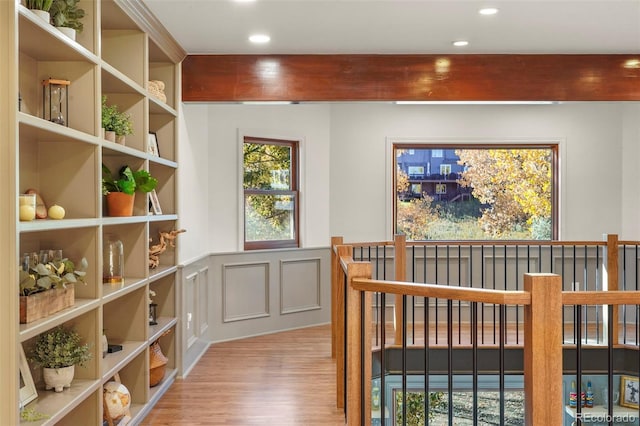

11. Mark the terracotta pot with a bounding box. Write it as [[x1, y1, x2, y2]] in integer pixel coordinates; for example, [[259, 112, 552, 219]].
[[106, 192, 135, 217], [43, 365, 75, 392], [104, 130, 116, 143]]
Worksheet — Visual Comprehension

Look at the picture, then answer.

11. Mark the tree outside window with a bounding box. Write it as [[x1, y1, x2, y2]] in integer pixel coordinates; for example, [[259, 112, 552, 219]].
[[395, 145, 556, 240], [243, 137, 299, 250]]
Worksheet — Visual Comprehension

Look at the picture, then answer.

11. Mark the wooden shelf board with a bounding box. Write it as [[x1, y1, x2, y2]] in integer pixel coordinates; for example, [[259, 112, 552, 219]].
[[102, 277, 147, 303], [148, 265, 177, 281], [101, 340, 147, 381], [101, 216, 149, 226], [18, 113, 100, 145], [101, 139, 148, 160], [101, 61, 145, 95], [148, 214, 179, 224], [19, 218, 100, 233], [19, 299, 100, 342], [18, 6, 98, 63], [149, 317, 178, 342], [21, 379, 101, 426], [149, 97, 177, 116], [147, 155, 178, 169]]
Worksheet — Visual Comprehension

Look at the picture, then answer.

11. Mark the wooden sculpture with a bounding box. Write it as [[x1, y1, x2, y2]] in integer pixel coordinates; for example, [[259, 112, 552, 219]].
[[149, 229, 186, 269]]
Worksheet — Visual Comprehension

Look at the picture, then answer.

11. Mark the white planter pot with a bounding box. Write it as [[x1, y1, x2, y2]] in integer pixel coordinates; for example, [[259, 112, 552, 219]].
[[30, 9, 50, 24], [57, 26, 76, 41], [43, 365, 75, 392]]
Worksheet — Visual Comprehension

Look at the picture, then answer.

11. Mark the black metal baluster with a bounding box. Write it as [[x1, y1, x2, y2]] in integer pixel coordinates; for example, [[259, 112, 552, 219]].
[[458, 245, 462, 344], [380, 292, 386, 425], [412, 245, 416, 345], [481, 245, 485, 344], [402, 294, 407, 426], [576, 303, 582, 422], [360, 291, 366, 424], [499, 304, 505, 425], [516, 245, 520, 345], [435, 245, 439, 344], [493, 245, 497, 344], [447, 298, 453, 425], [472, 301, 478, 426]]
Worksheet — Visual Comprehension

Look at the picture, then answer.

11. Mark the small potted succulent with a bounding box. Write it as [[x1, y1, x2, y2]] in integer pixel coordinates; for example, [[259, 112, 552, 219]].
[[50, 0, 85, 41], [29, 325, 92, 392], [102, 164, 158, 216], [101, 96, 134, 145]]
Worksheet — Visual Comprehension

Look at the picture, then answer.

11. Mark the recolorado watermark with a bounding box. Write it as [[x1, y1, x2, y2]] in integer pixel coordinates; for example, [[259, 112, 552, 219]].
[[575, 412, 638, 423]]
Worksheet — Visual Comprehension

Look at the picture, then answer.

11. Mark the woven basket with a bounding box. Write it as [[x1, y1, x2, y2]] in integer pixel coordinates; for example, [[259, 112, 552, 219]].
[[149, 333, 169, 387]]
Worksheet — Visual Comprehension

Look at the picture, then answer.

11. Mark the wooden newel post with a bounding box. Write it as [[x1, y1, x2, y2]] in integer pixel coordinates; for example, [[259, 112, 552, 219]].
[[346, 262, 373, 426], [335, 245, 352, 409], [331, 236, 344, 359], [394, 234, 406, 345], [523, 273, 562, 426]]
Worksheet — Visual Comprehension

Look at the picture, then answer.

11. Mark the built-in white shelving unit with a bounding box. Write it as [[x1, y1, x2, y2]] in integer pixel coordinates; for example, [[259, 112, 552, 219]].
[[1, 1, 185, 423]]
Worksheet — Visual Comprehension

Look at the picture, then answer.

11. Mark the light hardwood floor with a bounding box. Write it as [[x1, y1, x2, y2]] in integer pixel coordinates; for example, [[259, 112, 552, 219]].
[[142, 324, 346, 425]]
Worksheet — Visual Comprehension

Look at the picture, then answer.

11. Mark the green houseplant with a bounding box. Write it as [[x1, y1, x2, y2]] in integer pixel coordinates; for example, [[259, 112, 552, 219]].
[[19, 256, 88, 324], [50, 0, 85, 39], [30, 325, 92, 392], [25, 0, 54, 11], [101, 96, 133, 144], [26, 0, 54, 23], [102, 164, 158, 216]]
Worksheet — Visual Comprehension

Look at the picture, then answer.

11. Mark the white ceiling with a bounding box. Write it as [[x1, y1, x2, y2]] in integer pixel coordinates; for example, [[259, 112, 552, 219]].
[[141, 0, 640, 55]]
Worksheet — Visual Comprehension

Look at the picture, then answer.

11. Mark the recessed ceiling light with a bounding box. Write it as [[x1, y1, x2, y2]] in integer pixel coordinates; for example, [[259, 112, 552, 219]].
[[479, 7, 499, 15], [249, 34, 270, 44], [453, 40, 469, 47]]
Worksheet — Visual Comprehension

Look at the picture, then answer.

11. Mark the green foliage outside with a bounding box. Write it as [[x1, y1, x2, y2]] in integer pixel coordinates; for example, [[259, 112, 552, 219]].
[[395, 391, 446, 425], [244, 142, 294, 241], [396, 148, 552, 240]]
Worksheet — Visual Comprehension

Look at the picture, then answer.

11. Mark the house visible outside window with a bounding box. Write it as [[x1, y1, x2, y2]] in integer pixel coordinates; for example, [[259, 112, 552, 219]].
[[411, 184, 422, 194], [408, 166, 424, 176], [243, 137, 299, 250], [394, 144, 557, 240]]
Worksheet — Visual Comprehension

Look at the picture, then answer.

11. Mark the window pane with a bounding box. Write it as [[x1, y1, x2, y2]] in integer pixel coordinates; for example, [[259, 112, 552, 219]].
[[245, 194, 296, 242], [243, 143, 292, 190], [396, 146, 554, 240]]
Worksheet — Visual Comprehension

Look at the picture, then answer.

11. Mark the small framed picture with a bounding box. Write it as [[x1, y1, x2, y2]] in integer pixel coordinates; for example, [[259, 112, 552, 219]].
[[621, 375, 639, 409], [19, 345, 37, 408], [147, 132, 160, 157], [149, 190, 162, 215]]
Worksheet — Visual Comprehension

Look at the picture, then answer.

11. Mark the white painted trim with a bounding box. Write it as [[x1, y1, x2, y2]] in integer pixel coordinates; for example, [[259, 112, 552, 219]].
[[237, 128, 307, 251]]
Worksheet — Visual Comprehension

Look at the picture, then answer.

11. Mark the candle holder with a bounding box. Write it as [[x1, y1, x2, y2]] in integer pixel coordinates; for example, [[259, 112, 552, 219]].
[[42, 78, 70, 126], [149, 303, 158, 325]]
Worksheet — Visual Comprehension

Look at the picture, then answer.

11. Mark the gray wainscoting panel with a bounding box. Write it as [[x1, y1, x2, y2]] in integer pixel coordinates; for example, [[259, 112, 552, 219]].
[[185, 271, 198, 348], [222, 261, 270, 322], [198, 266, 209, 335], [280, 258, 322, 314]]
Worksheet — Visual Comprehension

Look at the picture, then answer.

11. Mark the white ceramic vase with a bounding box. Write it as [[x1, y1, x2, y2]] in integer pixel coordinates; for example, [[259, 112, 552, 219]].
[[30, 9, 50, 24], [57, 26, 77, 41], [43, 365, 75, 392]]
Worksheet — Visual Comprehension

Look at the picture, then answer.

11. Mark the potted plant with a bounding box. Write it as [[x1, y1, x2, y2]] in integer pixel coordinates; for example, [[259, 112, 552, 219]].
[[19, 255, 88, 323], [101, 96, 133, 145], [50, 0, 85, 41], [30, 325, 92, 392], [25, 0, 54, 23], [102, 164, 158, 216]]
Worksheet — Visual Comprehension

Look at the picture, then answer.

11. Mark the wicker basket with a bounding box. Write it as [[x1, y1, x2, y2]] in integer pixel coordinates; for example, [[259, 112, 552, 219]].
[[149, 334, 169, 387]]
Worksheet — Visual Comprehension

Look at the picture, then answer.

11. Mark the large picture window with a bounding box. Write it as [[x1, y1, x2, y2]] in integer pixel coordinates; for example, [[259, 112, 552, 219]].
[[395, 144, 557, 240], [243, 137, 299, 250]]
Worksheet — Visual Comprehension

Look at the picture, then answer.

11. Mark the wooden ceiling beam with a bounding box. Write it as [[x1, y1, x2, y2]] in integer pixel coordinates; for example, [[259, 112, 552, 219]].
[[182, 54, 640, 102]]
